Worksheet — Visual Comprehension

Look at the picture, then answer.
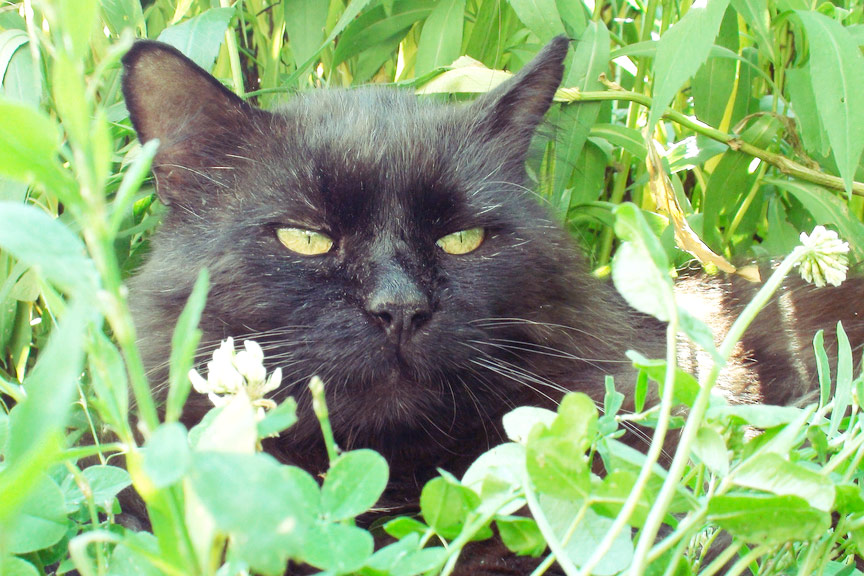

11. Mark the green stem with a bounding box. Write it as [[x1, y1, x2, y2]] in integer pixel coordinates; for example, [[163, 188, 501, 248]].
[[596, 0, 659, 265], [310, 376, 339, 463], [440, 495, 520, 576], [697, 540, 744, 576], [631, 253, 803, 574], [557, 87, 864, 197], [221, 0, 246, 96], [723, 545, 770, 576], [610, 317, 680, 574]]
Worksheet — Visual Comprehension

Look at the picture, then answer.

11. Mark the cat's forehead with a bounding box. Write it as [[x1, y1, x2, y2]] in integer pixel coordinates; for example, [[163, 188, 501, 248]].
[[260, 89, 498, 227]]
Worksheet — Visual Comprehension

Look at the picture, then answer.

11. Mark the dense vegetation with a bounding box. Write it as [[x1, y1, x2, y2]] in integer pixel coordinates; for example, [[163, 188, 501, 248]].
[[2, 0, 864, 574]]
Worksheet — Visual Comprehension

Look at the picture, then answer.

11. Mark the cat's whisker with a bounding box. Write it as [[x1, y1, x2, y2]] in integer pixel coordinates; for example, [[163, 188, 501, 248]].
[[473, 338, 631, 364]]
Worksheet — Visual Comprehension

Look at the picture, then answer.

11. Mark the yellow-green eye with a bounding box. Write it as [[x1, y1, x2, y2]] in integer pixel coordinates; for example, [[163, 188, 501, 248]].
[[436, 227, 485, 255], [277, 227, 334, 255]]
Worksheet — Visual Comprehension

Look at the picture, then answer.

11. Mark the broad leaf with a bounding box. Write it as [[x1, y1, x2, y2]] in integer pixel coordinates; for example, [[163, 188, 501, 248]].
[[648, 0, 731, 130]]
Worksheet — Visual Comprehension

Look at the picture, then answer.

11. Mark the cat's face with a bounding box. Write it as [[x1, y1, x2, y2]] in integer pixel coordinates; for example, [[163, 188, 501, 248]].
[[123, 38, 616, 457]]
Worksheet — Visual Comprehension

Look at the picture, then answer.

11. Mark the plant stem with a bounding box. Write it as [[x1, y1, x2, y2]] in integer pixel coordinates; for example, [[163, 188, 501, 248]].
[[580, 318, 678, 576], [309, 376, 339, 463], [557, 87, 864, 197], [612, 318, 680, 574], [630, 253, 802, 574], [221, 0, 246, 97]]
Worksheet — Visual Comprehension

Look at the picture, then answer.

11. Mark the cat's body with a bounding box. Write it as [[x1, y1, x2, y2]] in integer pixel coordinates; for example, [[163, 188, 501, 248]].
[[122, 36, 862, 573]]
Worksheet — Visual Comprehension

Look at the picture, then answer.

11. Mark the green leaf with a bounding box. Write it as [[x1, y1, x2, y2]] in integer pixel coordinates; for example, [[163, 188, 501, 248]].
[[502, 405, 556, 443], [708, 493, 831, 544], [0, 203, 97, 296], [733, 453, 835, 511], [333, 0, 435, 67], [813, 330, 832, 410], [3, 476, 68, 554], [729, 0, 775, 61], [0, 30, 28, 84], [61, 466, 132, 513], [284, 0, 330, 68], [764, 178, 864, 261], [321, 449, 389, 521], [107, 532, 162, 576], [257, 397, 298, 438], [555, 0, 587, 37], [1, 32, 41, 107], [508, 0, 566, 42], [415, 0, 466, 76], [591, 469, 654, 526], [830, 322, 853, 437], [383, 516, 429, 540], [51, 53, 90, 153], [49, 0, 99, 60], [284, 0, 376, 87], [304, 522, 374, 574], [420, 476, 481, 539], [361, 533, 446, 576], [166, 269, 209, 423], [87, 332, 129, 428], [795, 11, 864, 196], [677, 307, 723, 364], [157, 7, 236, 71], [0, 556, 39, 576], [554, 21, 609, 198], [787, 64, 830, 157], [527, 435, 589, 499], [550, 393, 598, 449], [627, 351, 701, 407], [496, 516, 546, 557], [539, 495, 634, 575], [461, 442, 525, 515], [465, 0, 507, 67], [189, 453, 318, 571], [590, 124, 647, 161], [142, 422, 190, 489], [101, 0, 145, 35], [692, 7, 738, 127], [692, 426, 729, 476], [0, 303, 88, 522], [0, 101, 72, 197], [706, 402, 804, 428], [611, 204, 674, 322], [648, 0, 731, 130]]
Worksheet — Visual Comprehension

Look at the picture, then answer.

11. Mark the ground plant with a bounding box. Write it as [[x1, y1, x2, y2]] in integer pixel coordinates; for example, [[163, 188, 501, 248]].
[[2, 0, 864, 574]]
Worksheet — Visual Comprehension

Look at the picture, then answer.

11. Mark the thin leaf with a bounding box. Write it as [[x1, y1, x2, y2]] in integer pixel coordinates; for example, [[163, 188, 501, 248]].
[[507, 0, 565, 42], [157, 7, 236, 70], [795, 11, 864, 196], [415, 0, 466, 76]]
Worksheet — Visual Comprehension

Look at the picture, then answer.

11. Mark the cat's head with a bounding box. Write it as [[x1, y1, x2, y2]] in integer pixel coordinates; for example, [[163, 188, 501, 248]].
[[122, 37, 625, 462]]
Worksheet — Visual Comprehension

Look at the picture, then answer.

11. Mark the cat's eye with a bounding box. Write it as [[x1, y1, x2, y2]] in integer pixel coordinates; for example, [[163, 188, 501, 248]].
[[277, 227, 334, 255], [436, 227, 485, 255]]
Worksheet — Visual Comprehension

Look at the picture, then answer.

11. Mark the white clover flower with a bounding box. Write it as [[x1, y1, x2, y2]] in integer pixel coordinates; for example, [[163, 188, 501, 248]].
[[792, 225, 850, 288], [188, 337, 282, 418]]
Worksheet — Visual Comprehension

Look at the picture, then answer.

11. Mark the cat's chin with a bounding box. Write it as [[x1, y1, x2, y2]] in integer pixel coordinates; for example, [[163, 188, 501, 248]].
[[327, 368, 455, 434]]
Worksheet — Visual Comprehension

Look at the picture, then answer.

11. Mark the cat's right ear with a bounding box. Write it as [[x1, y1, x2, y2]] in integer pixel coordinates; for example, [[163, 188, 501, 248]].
[[122, 41, 257, 204], [471, 36, 569, 157]]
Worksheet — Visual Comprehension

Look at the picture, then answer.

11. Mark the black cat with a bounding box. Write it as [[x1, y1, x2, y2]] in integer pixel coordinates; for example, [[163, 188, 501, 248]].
[[121, 36, 862, 574]]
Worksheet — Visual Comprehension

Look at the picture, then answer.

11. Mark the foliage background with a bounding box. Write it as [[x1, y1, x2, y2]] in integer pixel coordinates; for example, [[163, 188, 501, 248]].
[[2, 0, 864, 574]]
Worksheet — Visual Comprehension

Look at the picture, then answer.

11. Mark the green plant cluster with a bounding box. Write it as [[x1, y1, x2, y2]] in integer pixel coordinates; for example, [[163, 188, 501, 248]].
[[2, 0, 864, 574]]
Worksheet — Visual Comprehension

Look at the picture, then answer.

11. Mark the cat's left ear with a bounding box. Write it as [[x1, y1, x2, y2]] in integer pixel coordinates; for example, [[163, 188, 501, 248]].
[[471, 36, 569, 146]]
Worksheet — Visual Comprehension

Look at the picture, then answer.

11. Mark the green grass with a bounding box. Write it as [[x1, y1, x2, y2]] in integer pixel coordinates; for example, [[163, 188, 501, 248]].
[[2, 0, 864, 574]]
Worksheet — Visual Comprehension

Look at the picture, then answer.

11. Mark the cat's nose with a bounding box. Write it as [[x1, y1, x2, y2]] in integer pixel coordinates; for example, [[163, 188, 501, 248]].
[[365, 282, 432, 344]]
